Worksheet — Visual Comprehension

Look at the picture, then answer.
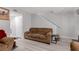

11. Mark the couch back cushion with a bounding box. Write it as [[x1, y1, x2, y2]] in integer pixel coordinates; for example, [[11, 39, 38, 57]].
[[30, 28, 38, 33], [0, 30, 7, 39], [30, 28, 52, 35]]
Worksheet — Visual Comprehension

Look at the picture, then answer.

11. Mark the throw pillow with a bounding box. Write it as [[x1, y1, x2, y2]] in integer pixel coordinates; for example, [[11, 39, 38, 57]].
[[0, 30, 7, 39]]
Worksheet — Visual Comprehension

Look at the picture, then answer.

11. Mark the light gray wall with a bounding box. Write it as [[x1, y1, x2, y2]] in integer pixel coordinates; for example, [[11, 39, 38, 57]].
[[0, 20, 10, 35], [23, 12, 31, 32], [61, 13, 76, 38], [74, 13, 79, 39], [45, 13, 76, 38]]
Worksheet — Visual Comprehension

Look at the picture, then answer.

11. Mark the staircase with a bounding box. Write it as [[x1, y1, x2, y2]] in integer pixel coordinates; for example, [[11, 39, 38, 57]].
[[39, 15, 61, 29], [38, 14, 62, 34]]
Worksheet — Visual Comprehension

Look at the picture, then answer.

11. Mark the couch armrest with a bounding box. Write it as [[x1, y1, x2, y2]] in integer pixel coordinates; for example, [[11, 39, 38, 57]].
[[2, 37, 15, 40], [25, 31, 30, 34], [46, 32, 52, 36], [1, 37, 14, 45], [24, 31, 30, 35], [45, 32, 52, 44], [24, 31, 31, 39], [70, 41, 79, 51]]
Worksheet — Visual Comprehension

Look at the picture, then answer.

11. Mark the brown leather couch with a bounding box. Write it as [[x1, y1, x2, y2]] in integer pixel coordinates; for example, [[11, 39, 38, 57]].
[[24, 28, 53, 44], [0, 37, 15, 51]]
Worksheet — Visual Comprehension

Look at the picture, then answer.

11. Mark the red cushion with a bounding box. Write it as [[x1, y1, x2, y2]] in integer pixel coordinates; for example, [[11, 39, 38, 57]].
[[0, 30, 7, 39]]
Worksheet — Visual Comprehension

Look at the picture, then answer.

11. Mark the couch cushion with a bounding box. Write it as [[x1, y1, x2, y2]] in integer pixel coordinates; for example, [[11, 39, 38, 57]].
[[30, 28, 52, 35], [0, 30, 7, 39], [30, 28, 38, 33], [0, 37, 8, 44], [27, 33, 46, 39], [0, 43, 8, 51], [37, 31, 47, 35], [0, 37, 14, 51]]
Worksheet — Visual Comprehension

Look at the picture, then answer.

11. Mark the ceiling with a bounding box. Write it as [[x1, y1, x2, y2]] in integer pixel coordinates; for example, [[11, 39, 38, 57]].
[[7, 7, 79, 14]]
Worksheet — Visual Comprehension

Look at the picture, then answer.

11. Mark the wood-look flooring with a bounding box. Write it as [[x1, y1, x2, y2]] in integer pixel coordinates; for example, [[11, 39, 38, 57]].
[[13, 38, 71, 51]]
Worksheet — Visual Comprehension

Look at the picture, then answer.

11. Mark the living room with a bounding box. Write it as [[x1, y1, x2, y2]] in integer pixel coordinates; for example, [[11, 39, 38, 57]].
[[0, 7, 79, 51]]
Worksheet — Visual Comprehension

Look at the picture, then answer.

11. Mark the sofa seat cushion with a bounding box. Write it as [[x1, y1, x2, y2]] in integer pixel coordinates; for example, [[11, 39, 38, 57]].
[[27, 33, 46, 39], [36, 32, 46, 35]]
